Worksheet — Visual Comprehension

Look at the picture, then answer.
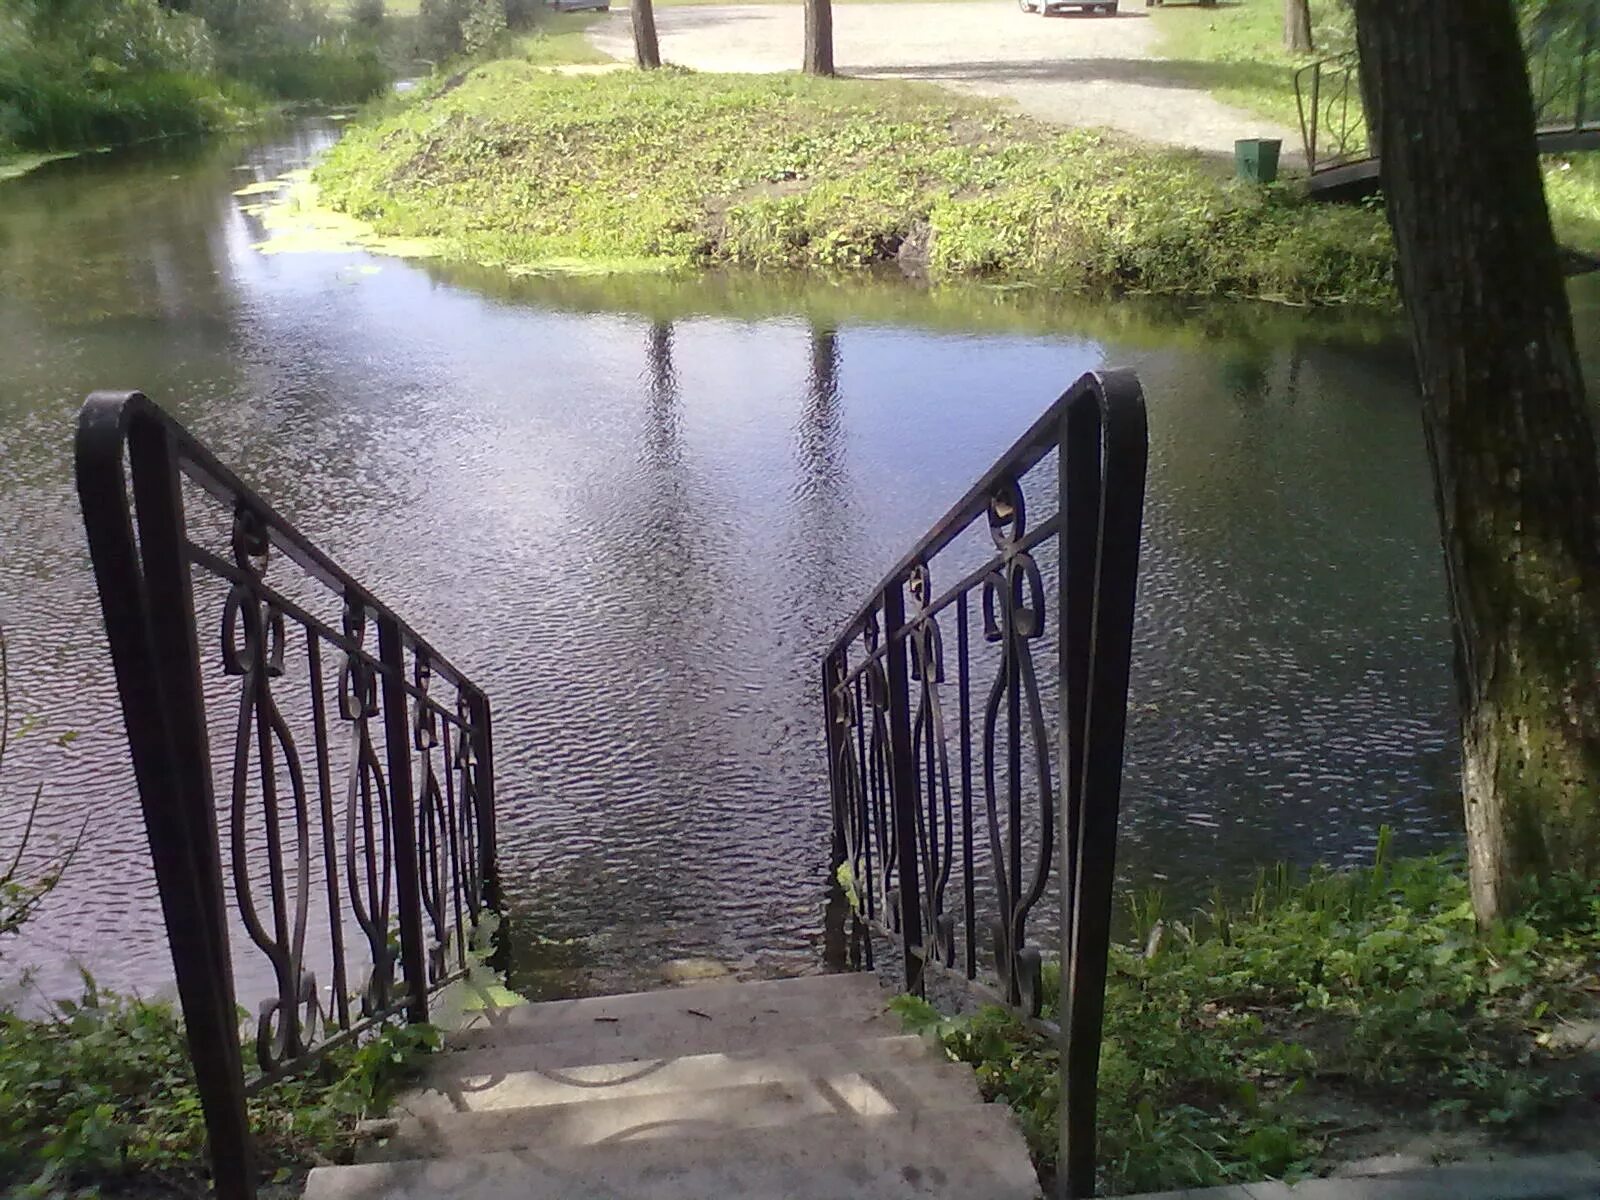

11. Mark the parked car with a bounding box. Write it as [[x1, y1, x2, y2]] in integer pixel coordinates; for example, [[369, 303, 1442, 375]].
[[547, 0, 610, 11], [1019, 0, 1118, 12]]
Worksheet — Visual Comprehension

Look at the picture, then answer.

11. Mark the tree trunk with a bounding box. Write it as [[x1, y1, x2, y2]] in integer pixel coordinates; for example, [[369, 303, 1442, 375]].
[[1355, 0, 1600, 924], [804, 0, 835, 76], [1284, 0, 1313, 53], [632, 0, 661, 69]]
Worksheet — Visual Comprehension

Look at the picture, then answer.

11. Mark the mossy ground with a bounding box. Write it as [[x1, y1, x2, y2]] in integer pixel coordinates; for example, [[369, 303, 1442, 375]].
[[315, 62, 1396, 303]]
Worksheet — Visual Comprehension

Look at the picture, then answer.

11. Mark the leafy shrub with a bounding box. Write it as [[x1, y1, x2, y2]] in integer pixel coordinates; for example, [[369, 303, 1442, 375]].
[[230, 39, 389, 104], [0, 0, 242, 152], [893, 838, 1600, 1194], [0, 979, 437, 1196]]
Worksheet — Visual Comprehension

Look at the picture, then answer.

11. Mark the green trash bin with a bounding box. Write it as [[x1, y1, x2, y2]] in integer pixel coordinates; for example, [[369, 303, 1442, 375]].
[[1235, 137, 1282, 184]]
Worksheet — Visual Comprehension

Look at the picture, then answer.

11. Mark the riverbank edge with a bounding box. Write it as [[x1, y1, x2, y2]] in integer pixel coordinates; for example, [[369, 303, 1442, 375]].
[[889, 846, 1600, 1196], [310, 60, 1399, 306]]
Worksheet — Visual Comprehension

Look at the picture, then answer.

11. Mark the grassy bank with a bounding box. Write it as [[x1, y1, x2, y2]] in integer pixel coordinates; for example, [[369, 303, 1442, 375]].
[[894, 841, 1600, 1195], [315, 64, 1395, 303], [0, 0, 390, 176]]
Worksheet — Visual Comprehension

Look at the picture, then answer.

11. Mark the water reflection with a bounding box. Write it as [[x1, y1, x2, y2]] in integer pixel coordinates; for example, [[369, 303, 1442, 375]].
[[0, 118, 1528, 1004]]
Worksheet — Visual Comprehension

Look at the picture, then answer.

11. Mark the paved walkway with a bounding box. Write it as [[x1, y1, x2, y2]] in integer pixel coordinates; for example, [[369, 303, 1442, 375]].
[[587, 1, 1298, 158]]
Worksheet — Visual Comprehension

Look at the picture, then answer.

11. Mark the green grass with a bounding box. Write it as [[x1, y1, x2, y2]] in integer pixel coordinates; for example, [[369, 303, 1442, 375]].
[[0, 65, 251, 155], [508, 12, 614, 64], [1544, 154, 1600, 250], [893, 841, 1600, 1195], [1149, 0, 1352, 132], [0, 982, 437, 1195], [315, 65, 1395, 303]]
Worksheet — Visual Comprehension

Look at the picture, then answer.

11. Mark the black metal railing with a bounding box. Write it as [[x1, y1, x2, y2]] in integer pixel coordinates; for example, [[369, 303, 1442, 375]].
[[1294, 51, 1369, 177], [75, 391, 498, 1200], [821, 370, 1147, 1199], [1298, 15, 1600, 182]]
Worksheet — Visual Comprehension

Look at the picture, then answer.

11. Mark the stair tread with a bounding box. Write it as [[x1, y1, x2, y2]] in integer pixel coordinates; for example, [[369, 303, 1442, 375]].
[[400, 1033, 942, 1117], [418, 1005, 903, 1088], [306, 1105, 1040, 1200], [445, 972, 890, 1048], [366, 1061, 985, 1159]]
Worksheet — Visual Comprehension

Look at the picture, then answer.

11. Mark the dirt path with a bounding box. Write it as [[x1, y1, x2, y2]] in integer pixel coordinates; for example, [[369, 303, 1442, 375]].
[[587, 2, 1298, 159]]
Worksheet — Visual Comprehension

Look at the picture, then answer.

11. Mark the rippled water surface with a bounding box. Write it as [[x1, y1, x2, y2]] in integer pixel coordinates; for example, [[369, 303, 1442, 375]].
[[7, 119, 1597, 1004]]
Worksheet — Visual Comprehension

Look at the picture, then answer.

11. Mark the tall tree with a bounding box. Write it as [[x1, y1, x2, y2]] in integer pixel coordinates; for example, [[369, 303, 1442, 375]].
[[1284, 0, 1313, 52], [632, 0, 660, 69], [1355, 0, 1600, 923], [804, 0, 834, 75]]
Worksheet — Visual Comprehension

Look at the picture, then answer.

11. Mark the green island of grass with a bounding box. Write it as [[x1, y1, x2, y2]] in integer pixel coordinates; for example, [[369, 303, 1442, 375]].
[[313, 60, 1399, 305]]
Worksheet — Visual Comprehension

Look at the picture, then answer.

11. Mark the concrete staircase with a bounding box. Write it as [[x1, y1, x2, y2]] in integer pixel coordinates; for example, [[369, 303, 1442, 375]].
[[302, 972, 1041, 1200]]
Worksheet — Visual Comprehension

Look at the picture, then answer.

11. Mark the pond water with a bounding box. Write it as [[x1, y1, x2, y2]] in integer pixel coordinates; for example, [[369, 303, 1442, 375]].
[[4, 118, 1598, 1005]]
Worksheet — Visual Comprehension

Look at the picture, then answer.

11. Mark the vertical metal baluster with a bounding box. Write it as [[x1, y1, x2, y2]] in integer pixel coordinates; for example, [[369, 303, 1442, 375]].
[[378, 621, 428, 1024], [1059, 400, 1100, 1200], [958, 591, 975, 981], [883, 581, 924, 996], [252, 639, 294, 1048], [822, 654, 845, 874], [1006, 563, 1023, 1006], [307, 637, 350, 1031], [918, 627, 937, 952], [1309, 62, 1321, 170], [1058, 375, 1148, 1200], [853, 671, 875, 924], [441, 717, 467, 971], [466, 692, 499, 913]]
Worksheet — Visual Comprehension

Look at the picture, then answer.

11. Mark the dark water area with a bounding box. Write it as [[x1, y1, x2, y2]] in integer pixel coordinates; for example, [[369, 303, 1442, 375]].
[[3, 119, 1597, 1006]]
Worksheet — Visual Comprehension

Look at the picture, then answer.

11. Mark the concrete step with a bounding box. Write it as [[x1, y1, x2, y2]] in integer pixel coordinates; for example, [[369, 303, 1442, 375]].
[[363, 1060, 984, 1159], [418, 1004, 903, 1093], [444, 971, 890, 1050], [305, 1104, 1041, 1200], [399, 1033, 939, 1118]]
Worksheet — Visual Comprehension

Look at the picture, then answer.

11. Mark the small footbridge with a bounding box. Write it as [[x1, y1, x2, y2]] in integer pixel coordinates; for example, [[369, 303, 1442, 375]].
[[1298, 24, 1600, 199]]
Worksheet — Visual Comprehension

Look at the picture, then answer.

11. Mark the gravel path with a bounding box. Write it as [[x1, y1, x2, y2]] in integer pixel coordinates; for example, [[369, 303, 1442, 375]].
[[587, 1, 1299, 158]]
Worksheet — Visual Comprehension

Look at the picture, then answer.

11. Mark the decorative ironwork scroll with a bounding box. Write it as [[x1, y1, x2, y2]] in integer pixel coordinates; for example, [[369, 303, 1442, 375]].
[[979, 480, 1053, 1017]]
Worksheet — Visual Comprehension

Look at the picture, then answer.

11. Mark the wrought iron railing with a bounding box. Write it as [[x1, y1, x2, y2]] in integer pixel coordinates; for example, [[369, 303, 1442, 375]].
[[821, 370, 1147, 1198], [75, 391, 498, 1200], [1295, 51, 1369, 177], [1298, 17, 1600, 181]]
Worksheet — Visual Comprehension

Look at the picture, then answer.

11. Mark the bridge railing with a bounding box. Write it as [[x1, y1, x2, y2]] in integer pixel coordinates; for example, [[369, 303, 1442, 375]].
[[820, 370, 1147, 1199], [1299, 17, 1600, 183], [76, 392, 498, 1200], [1295, 51, 1369, 178]]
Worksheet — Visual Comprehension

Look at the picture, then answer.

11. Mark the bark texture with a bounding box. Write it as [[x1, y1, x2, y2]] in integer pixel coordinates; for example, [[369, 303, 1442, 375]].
[[632, 0, 660, 69], [1284, 0, 1313, 53], [1355, 0, 1600, 923], [804, 0, 835, 76]]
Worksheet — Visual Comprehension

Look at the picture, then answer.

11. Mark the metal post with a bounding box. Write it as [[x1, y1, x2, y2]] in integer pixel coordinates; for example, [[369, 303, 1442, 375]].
[[1056, 375, 1148, 1199], [467, 690, 500, 912], [882, 580, 924, 996], [76, 394, 255, 1200], [378, 617, 429, 1024], [822, 654, 847, 872]]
